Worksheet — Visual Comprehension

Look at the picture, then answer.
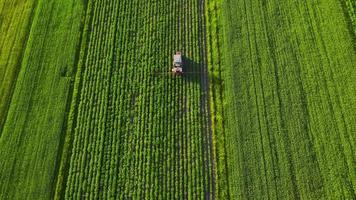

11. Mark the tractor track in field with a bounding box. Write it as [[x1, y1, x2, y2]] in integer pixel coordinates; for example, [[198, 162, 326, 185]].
[[198, 0, 216, 198], [177, 0, 216, 197], [177, 0, 215, 198]]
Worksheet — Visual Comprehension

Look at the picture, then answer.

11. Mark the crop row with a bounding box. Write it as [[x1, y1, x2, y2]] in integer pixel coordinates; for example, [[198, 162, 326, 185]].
[[344, 0, 356, 33], [61, 0, 214, 199]]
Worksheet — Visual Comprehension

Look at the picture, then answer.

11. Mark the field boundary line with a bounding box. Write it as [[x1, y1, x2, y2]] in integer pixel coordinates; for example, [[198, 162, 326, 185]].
[[199, 0, 216, 198], [53, 1, 93, 199]]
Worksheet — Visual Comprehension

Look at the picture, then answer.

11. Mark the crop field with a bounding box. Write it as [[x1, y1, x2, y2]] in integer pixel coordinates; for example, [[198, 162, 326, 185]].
[[213, 0, 356, 199], [57, 0, 214, 199], [0, 0, 85, 199], [0, 0, 355, 199]]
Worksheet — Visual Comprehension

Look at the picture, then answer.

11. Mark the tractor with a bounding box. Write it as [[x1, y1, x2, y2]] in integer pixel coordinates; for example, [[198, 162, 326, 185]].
[[172, 51, 183, 75]]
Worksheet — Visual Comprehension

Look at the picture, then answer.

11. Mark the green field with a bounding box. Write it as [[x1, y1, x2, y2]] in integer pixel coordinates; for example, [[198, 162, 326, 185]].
[[211, 0, 356, 199], [0, 0, 355, 199], [57, 0, 214, 199], [0, 0, 85, 198]]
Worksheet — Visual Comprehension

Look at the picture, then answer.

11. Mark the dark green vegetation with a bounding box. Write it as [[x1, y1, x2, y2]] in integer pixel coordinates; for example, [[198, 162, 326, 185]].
[[56, 0, 214, 199], [210, 0, 356, 199], [0, 0, 355, 199]]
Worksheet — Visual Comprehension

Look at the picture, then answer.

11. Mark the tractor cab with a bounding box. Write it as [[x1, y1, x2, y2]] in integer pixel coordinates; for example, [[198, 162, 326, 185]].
[[172, 51, 183, 75]]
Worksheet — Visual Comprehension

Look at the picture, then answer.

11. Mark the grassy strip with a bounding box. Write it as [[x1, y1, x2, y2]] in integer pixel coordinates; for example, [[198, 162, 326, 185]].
[[53, 1, 93, 199], [204, 0, 230, 199]]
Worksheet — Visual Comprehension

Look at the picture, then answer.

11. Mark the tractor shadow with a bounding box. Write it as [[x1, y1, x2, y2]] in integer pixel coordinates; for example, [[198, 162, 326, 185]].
[[181, 56, 205, 84], [180, 55, 221, 87]]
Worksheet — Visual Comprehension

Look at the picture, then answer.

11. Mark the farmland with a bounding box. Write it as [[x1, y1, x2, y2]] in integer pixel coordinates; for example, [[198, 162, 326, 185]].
[[0, 0, 36, 133], [57, 0, 214, 199], [0, 0, 85, 199], [0, 0, 355, 199], [213, 0, 356, 199]]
